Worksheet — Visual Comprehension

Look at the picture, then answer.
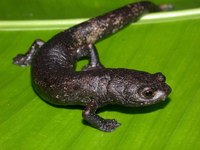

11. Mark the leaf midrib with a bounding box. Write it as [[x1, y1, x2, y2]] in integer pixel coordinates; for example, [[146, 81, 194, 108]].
[[0, 8, 199, 31]]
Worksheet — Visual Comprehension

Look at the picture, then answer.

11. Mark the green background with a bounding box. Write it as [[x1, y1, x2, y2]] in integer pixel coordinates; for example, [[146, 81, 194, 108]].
[[1, 0, 200, 20], [0, 0, 200, 150]]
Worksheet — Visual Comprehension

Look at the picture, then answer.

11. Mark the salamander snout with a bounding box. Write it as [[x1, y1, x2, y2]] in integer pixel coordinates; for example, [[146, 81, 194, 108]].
[[133, 72, 172, 106], [154, 72, 172, 95], [159, 85, 171, 101], [165, 84, 172, 95]]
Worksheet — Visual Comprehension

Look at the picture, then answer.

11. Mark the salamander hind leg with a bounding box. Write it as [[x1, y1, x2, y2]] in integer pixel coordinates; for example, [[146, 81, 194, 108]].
[[82, 99, 121, 132], [81, 44, 104, 71], [13, 39, 45, 67]]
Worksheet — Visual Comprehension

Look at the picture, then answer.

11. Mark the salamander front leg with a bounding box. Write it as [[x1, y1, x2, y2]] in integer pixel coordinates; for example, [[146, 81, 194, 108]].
[[82, 44, 104, 71], [13, 39, 45, 66], [82, 99, 121, 132]]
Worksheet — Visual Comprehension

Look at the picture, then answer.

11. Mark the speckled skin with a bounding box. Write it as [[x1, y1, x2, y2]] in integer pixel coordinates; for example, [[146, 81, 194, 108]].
[[13, 1, 172, 132]]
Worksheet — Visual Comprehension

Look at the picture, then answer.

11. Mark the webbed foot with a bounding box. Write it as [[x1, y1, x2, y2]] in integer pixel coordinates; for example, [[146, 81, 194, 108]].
[[12, 39, 45, 67], [13, 54, 31, 66], [82, 100, 120, 132], [99, 119, 121, 132]]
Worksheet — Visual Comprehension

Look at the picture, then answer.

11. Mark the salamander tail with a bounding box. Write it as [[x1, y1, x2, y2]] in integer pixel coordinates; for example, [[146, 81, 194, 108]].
[[140, 1, 173, 12], [158, 4, 173, 11]]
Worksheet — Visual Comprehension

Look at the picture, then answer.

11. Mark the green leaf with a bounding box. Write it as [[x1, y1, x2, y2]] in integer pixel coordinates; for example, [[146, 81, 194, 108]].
[[1, 0, 200, 20], [0, 4, 200, 150]]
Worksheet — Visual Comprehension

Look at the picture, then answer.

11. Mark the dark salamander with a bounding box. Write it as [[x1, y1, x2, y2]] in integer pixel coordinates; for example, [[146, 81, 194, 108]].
[[13, 1, 172, 132]]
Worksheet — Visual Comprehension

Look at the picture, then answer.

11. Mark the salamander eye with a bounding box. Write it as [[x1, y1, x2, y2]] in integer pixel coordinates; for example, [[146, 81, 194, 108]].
[[141, 87, 155, 99]]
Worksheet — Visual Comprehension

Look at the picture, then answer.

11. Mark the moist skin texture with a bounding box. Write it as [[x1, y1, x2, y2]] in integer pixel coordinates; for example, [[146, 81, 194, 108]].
[[13, 1, 172, 132]]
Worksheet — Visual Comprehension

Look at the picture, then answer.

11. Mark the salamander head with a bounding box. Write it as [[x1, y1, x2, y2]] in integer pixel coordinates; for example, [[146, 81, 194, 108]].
[[108, 70, 172, 107], [134, 72, 171, 106]]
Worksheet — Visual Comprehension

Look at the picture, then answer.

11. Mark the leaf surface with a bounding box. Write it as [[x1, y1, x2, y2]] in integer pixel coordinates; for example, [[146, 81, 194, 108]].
[[0, 3, 200, 150]]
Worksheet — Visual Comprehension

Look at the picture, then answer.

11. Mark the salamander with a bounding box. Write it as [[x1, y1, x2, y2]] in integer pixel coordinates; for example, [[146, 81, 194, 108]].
[[13, 1, 172, 132]]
